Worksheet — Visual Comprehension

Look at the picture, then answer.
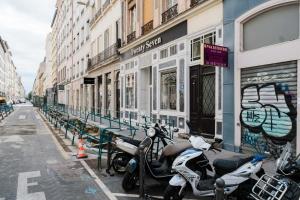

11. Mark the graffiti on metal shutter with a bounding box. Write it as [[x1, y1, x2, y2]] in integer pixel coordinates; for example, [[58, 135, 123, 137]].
[[240, 62, 297, 153], [240, 83, 296, 139]]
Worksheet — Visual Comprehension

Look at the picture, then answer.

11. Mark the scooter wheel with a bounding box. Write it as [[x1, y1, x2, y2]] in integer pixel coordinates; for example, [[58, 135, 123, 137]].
[[112, 153, 131, 173], [163, 185, 184, 200], [122, 171, 138, 192]]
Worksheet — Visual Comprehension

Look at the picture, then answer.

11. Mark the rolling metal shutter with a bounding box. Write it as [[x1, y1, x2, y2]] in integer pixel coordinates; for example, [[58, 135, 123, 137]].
[[240, 61, 297, 151]]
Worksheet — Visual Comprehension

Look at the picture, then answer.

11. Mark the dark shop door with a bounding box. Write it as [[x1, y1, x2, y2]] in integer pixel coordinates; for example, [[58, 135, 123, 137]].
[[190, 65, 215, 137]]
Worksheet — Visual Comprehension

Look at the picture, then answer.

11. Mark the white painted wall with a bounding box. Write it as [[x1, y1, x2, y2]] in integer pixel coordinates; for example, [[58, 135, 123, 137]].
[[187, 2, 223, 35], [90, 0, 121, 56], [234, 0, 300, 153]]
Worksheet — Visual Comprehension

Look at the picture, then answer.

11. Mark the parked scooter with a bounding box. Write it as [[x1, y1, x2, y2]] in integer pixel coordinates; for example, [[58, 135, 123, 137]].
[[164, 136, 265, 200], [250, 142, 300, 200], [121, 125, 192, 192], [111, 123, 176, 173]]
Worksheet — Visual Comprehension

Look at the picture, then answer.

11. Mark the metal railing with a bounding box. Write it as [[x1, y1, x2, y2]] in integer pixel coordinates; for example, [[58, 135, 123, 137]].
[[40, 103, 179, 175], [87, 43, 118, 71], [190, 0, 206, 8], [162, 4, 178, 24], [127, 31, 136, 43], [141, 20, 153, 36]]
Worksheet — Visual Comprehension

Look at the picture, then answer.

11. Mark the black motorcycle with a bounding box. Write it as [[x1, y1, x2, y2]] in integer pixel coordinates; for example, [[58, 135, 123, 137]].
[[121, 125, 192, 192], [111, 123, 175, 173]]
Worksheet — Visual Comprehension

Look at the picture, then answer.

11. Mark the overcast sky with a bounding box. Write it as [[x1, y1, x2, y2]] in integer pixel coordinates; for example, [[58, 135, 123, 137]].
[[0, 0, 56, 94]]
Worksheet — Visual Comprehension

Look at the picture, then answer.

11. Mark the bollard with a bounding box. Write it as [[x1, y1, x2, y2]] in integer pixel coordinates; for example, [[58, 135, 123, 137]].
[[99, 108, 102, 123], [129, 112, 133, 136], [108, 111, 112, 128], [65, 115, 69, 139], [118, 113, 121, 130], [106, 132, 114, 176], [139, 144, 145, 198], [215, 178, 225, 200]]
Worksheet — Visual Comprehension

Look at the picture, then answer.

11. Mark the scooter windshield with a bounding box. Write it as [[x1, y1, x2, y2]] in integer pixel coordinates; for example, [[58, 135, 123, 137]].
[[140, 137, 152, 149]]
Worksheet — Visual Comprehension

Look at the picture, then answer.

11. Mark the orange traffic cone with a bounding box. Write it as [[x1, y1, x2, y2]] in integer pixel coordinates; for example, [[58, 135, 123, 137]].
[[77, 139, 88, 159], [78, 138, 83, 148]]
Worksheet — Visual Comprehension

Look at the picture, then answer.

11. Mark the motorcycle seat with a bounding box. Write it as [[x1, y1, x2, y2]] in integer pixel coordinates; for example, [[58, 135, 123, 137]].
[[213, 156, 253, 176], [162, 141, 192, 157], [151, 159, 171, 176], [119, 137, 141, 147]]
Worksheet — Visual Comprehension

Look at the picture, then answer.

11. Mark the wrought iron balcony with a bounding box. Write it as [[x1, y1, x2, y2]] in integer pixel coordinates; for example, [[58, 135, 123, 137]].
[[162, 4, 178, 24], [90, 8, 102, 25], [127, 31, 136, 43], [103, 0, 110, 11], [141, 20, 153, 36], [87, 43, 119, 71], [190, 0, 206, 8]]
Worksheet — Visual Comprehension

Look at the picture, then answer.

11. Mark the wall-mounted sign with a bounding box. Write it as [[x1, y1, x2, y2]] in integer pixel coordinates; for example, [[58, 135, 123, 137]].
[[122, 21, 187, 60], [131, 37, 162, 56], [58, 85, 64, 90], [200, 43, 228, 67], [84, 78, 95, 84]]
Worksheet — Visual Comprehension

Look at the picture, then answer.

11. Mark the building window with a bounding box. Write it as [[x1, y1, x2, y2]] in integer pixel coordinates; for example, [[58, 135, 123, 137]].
[[167, 0, 177, 9], [170, 45, 177, 56], [104, 29, 109, 49], [129, 4, 136, 33], [190, 32, 216, 61], [160, 70, 176, 110], [160, 48, 168, 59], [125, 73, 135, 109], [243, 3, 299, 51]]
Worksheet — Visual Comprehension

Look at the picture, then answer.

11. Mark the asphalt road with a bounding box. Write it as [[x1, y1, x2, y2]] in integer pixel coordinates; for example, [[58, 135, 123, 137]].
[[0, 103, 111, 200]]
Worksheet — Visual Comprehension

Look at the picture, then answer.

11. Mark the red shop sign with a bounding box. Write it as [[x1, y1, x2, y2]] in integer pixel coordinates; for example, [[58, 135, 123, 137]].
[[200, 43, 228, 67]]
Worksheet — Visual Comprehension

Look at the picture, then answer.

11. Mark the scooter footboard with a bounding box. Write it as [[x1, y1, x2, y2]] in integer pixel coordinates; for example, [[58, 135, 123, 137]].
[[169, 174, 187, 187], [250, 174, 288, 200]]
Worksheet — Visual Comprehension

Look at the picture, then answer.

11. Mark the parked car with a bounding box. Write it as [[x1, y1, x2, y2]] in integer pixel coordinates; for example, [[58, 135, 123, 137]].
[[19, 98, 26, 103]]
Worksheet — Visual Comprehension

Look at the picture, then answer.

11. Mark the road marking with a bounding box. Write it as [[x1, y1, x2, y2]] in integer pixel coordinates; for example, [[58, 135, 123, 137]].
[[0, 135, 24, 143], [18, 115, 26, 120], [112, 193, 198, 200], [10, 144, 21, 149], [38, 111, 69, 159], [0, 198, 5, 200], [46, 159, 58, 164], [113, 193, 139, 197], [17, 171, 46, 200], [80, 160, 118, 200]]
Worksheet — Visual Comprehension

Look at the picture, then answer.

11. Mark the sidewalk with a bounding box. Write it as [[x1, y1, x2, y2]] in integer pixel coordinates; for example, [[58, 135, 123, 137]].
[[44, 107, 277, 176]]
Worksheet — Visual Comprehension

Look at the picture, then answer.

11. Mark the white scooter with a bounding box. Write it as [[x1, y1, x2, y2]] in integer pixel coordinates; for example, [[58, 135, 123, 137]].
[[164, 136, 265, 200]]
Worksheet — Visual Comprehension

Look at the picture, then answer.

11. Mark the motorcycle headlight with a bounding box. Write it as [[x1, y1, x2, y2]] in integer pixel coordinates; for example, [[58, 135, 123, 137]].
[[147, 127, 156, 137]]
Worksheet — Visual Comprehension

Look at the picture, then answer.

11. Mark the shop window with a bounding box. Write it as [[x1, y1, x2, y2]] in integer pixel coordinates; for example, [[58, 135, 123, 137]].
[[160, 70, 177, 110], [125, 61, 134, 70], [243, 3, 299, 51], [160, 48, 168, 59], [170, 45, 177, 56], [125, 73, 135, 109], [190, 32, 216, 61]]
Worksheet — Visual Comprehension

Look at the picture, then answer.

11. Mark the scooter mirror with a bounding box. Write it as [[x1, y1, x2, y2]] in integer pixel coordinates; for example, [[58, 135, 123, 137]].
[[173, 128, 179, 133], [215, 138, 223, 144]]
